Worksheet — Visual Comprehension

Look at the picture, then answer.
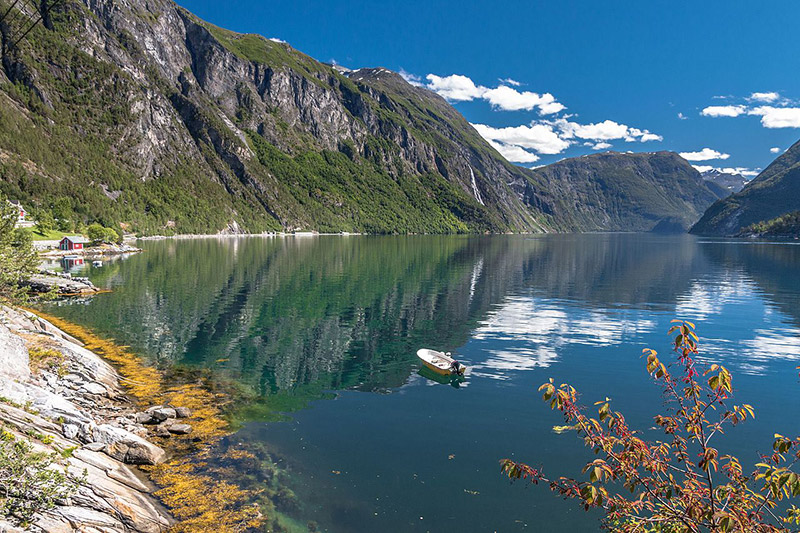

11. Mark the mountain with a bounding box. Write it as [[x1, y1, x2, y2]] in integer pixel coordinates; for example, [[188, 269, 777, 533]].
[[691, 139, 800, 236], [0, 0, 555, 235], [527, 151, 726, 232], [0, 0, 723, 236], [700, 169, 749, 195]]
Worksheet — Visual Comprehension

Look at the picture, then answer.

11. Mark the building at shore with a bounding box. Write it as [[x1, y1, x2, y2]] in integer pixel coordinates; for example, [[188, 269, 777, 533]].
[[59, 235, 90, 251]]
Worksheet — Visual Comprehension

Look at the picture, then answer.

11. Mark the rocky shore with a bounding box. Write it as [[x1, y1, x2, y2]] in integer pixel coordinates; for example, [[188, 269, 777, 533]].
[[24, 271, 104, 296], [36, 243, 142, 257], [0, 306, 174, 532]]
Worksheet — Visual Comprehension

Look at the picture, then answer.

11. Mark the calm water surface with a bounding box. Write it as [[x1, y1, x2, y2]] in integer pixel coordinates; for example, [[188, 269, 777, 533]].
[[44, 234, 800, 532]]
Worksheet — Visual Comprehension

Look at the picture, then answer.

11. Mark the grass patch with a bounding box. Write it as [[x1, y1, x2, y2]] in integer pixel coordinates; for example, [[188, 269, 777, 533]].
[[59, 445, 78, 459], [27, 229, 73, 241], [188, 14, 330, 89], [28, 346, 67, 376]]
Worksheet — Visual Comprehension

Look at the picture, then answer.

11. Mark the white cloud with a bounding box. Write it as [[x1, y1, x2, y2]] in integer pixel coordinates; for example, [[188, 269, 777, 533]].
[[482, 86, 565, 113], [741, 168, 762, 177], [770, 147, 781, 153], [425, 73, 565, 114], [700, 91, 800, 131], [749, 91, 780, 103], [550, 119, 662, 143], [472, 123, 571, 155], [472, 115, 662, 161], [486, 140, 540, 163], [470, 297, 656, 377], [398, 69, 423, 87], [678, 112, 688, 120], [692, 165, 760, 178], [423, 72, 661, 160], [701, 105, 747, 117], [679, 148, 731, 161], [638, 132, 664, 142], [555, 118, 628, 140], [269, 37, 286, 43], [425, 73, 486, 101], [747, 106, 800, 128]]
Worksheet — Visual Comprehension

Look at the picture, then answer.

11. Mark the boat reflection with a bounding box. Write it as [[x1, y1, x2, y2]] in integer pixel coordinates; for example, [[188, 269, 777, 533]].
[[417, 366, 466, 388]]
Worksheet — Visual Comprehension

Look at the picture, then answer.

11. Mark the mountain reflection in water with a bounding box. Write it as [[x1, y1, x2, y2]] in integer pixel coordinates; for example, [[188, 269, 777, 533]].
[[42, 234, 800, 532]]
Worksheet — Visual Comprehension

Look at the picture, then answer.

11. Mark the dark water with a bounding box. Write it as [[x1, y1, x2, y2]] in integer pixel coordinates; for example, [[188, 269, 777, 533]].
[[43, 234, 800, 532]]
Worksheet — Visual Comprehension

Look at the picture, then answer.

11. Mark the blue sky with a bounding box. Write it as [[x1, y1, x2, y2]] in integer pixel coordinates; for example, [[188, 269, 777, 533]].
[[178, 0, 800, 175]]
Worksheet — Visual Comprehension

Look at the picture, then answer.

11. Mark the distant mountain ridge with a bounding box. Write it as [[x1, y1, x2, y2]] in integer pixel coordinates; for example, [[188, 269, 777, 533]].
[[700, 169, 749, 194], [691, 138, 800, 236], [0, 0, 723, 235], [527, 151, 726, 232]]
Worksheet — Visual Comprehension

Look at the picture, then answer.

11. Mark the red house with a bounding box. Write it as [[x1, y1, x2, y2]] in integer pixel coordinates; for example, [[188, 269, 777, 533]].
[[59, 236, 90, 251], [9, 200, 25, 221]]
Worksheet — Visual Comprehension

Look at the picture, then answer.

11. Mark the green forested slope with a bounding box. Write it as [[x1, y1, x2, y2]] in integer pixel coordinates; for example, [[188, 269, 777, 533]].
[[0, 0, 546, 235], [691, 138, 800, 236], [527, 151, 724, 232]]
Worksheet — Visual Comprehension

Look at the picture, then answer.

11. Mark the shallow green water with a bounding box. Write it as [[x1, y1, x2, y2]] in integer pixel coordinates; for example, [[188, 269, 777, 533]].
[[44, 234, 800, 531]]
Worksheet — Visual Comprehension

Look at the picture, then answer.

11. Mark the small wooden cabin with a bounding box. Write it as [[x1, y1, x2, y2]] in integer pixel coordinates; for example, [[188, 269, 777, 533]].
[[59, 236, 90, 251]]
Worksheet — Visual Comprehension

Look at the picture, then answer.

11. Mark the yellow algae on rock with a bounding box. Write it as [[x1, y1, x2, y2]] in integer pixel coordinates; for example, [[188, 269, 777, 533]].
[[31, 311, 267, 532]]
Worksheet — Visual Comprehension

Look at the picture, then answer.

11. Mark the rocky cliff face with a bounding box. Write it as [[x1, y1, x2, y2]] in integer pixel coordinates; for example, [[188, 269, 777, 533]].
[[0, 0, 551, 234], [0, 0, 722, 235], [528, 151, 725, 232], [691, 138, 800, 236]]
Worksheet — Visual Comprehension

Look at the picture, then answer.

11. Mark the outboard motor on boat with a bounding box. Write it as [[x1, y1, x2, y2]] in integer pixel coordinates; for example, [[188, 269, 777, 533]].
[[450, 360, 464, 375]]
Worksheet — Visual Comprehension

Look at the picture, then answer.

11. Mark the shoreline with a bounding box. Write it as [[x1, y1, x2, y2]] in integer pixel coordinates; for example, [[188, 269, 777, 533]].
[[135, 231, 529, 241], [0, 307, 268, 531], [36, 243, 144, 258], [136, 231, 363, 240], [0, 306, 172, 532]]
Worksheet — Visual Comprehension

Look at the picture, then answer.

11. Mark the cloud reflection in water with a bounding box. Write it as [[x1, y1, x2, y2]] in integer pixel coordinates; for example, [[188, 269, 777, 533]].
[[470, 297, 655, 380]]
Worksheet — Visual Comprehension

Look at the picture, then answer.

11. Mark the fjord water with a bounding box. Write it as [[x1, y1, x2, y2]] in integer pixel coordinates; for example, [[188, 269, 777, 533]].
[[45, 235, 800, 532]]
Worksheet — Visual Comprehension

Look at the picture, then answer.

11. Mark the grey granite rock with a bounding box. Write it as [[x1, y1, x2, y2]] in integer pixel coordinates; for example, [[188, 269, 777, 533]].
[[62, 423, 79, 440], [136, 411, 155, 424], [0, 322, 29, 381], [93, 424, 166, 465], [146, 406, 177, 422], [168, 423, 192, 435], [0, 307, 172, 531]]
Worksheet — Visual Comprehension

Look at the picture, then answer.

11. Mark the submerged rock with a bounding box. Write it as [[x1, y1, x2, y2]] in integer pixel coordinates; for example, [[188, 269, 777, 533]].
[[146, 406, 177, 422], [136, 411, 156, 424], [168, 423, 192, 435]]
